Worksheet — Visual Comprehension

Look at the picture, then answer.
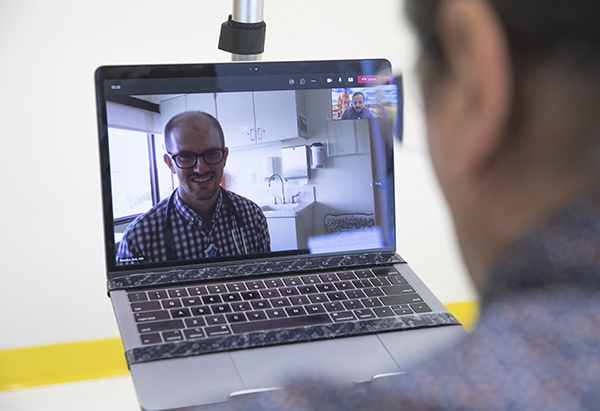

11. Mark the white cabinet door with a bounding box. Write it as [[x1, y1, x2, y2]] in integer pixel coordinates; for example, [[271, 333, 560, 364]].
[[215, 92, 256, 148], [253, 90, 300, 144], [159, 96, 187, 134], [186, 93, 216, 116]]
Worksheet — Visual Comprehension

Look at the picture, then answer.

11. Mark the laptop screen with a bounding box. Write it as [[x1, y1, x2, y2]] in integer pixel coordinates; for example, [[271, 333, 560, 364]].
[[95, 60, 401, 276]]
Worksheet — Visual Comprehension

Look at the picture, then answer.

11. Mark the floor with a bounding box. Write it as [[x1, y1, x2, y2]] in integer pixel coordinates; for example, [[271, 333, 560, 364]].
[[0, 375, 141, 411]]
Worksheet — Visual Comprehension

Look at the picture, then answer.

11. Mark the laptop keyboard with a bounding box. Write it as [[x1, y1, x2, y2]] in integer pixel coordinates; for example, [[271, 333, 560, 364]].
[[127, 266, 432, 346]]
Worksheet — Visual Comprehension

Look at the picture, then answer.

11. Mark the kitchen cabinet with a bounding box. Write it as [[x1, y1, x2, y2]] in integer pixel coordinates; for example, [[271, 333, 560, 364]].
[[264, 202, 315, 252], [159, 94, 217, 133], [216, 90, 307, 148]]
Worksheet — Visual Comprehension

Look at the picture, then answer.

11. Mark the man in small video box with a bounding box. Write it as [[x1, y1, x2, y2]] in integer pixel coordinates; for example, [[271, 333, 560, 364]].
[[341, 91, 375, 120]]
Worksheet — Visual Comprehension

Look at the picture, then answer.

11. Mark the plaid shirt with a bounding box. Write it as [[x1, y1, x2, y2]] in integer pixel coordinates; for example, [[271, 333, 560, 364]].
[[116, 188, 270, 265], [245, 185, 600, 411]]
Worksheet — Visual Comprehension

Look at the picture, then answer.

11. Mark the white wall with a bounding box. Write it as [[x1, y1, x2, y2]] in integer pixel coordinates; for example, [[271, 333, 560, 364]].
[[0, 0, 476, 351]]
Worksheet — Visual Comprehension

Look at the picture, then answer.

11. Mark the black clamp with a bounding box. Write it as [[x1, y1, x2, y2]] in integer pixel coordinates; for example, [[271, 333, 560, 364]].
[[218, 14, 266, 55]]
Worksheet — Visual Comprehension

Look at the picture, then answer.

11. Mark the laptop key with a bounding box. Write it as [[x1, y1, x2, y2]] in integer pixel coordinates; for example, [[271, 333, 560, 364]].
[[285, 306, 307, 316], [337, 272, 357, 280], [241, 291, 261, 300], [260, 289, 281, 299], [331, 311, 356, 322], [231, 313, 332, 334], [247, 311, 268, 321], [185, 317, 206, 327], [345, 289, 366, 300], [380, 294, 424, 305], [170, 308, 191, 318], [305, 304, 326, 314], [280, 287, 299, 296], [163, 330, 184, 342], [140, 333, 162, 345], [289, 296, 310, 305], [251, 300, 272, 310], [226, 282, 247, 292], [137, 319, 184, 333], [373, 307, 395, 317], [363, 288, 384, 297], [226, 313, 248, 323], [223, 293, 242, 302], [301, 275, 321, 284], [148, 290, 168, 300], [372, 267, 400, 276], [168, 288, 189, 298], [130, 301, 161, 312], [183, 328, 205, 340], [205, 325, 232, 337], [271, 298, 291, 307], [188, 286, 208, 295], [354, 308, 376, 319], [202, 295, 223, 304], [355, 270, 375, 279], [342, 300, 364, 310], [298, 285, 318, 294], [190, 306, 211, 316], [182, 297, 203, 307], [283, 277, 302, 286], [381, 285, 416, 295], [266, 308, 287, 318], [323, 302, 344, 312], [361, 298, 383, 308], [265, 278, 285, 288], [162, 299, 183, 309], [128, 292, 148, 302], [231, 302, 252, 311], [134, 310, 170, 323], [308, 293, 327, 303], [318, 273, 339, 282], [387, 275, 408, 285], [206, 314, 227, 325], [211, 304, 232, 314], [207, 284, 226, 294], [410, 303, 432, 313], [246, 280, 266, 290], [334, 281, 354, 290]]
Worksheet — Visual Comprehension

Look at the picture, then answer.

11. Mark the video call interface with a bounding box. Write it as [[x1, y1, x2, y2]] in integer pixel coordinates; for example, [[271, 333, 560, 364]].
[[102, 69, 399, 270]]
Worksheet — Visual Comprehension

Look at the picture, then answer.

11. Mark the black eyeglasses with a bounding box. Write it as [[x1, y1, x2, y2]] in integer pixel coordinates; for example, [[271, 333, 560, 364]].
[[169, 149, 225, 169]]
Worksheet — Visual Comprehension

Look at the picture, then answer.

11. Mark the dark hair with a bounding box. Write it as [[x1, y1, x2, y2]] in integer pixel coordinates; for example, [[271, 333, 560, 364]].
[[352, 91, 365, 101], [164, 111, 225, 152], [406, 0, 600, 76]]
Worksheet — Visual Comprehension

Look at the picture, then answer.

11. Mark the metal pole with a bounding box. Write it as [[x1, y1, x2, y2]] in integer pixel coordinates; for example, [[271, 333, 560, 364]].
[[231, 0, 265, 61]]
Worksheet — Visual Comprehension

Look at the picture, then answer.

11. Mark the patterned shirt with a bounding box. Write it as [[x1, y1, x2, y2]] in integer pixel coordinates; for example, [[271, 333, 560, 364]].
[[116, 188, 270, 265], [246, 184, 600, 411]]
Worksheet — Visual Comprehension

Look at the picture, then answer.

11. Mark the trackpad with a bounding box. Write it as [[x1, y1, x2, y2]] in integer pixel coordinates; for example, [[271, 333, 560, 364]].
[[230, 335, 401, 389]]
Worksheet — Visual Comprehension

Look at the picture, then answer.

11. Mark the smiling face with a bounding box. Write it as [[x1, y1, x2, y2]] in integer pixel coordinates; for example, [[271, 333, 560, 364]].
[[164, 115, 228, 215]]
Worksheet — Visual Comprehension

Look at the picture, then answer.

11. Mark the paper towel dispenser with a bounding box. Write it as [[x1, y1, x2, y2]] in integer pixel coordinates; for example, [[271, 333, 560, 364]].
[[282, 145, 309, 180]]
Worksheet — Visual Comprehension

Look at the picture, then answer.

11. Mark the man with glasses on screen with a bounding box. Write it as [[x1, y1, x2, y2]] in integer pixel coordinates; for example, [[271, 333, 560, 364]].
[[115, 111, 270, 265]]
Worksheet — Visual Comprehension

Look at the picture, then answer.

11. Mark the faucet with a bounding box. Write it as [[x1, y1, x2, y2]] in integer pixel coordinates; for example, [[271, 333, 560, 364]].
[[291, 191, 302, 204], [268, 174, 286, 204]]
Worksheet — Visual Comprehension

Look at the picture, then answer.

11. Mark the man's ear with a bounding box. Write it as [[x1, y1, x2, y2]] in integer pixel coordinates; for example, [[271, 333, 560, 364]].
[[222, 147, 229, 167], [437, 0, 512, 174], [164, 153, 176, 174]]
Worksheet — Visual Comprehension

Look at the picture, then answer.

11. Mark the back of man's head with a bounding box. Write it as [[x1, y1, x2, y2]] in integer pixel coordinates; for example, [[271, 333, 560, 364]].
[[407, 0, 600, 180]]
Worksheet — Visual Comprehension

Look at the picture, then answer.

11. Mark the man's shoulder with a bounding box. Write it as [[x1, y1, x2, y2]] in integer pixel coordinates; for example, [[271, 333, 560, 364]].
[[225, 189, 261, 208], [124, 197, 170, 233]]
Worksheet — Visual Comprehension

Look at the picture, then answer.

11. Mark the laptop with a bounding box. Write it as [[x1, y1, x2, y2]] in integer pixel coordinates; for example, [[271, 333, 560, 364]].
[[95, 59, 466, 411]]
